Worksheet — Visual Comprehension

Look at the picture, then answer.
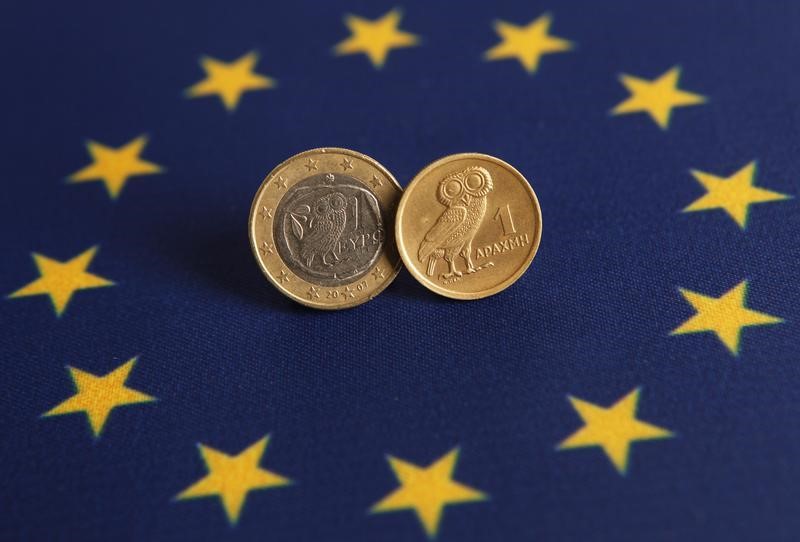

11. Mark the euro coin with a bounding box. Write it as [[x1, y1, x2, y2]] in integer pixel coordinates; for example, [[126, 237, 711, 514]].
[[249, 148, 402, 309], [396, 153, 542, 300]]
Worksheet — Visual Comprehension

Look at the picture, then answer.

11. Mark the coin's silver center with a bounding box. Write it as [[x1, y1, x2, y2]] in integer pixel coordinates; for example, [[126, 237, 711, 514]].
[[273, 173, 385, 286]]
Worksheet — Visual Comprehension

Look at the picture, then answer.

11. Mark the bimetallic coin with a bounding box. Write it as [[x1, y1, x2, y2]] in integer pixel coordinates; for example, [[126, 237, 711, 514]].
[[396, 153, 542, 300], [249, 148, 402, 309]]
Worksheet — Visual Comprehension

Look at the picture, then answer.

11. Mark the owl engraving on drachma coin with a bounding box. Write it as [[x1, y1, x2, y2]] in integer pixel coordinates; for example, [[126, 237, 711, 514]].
[[418, 166, 494, 279], [396, 152, 541, 300]]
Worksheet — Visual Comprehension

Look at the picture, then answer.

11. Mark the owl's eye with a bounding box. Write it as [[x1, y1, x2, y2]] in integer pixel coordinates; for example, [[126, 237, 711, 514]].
[[443, 179, 463, 199], [316, 202, 329, 214], [330, 194, 345, 210], [465, 172, 484, 191]]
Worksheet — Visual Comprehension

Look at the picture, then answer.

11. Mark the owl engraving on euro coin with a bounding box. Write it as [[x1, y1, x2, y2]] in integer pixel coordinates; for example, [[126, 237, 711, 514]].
[[396, 153, 542, 300], [250, 148, 402, 309], [418, 166, 495, 280], [274, 173, 385, 286], [299, 191, 347, 267]]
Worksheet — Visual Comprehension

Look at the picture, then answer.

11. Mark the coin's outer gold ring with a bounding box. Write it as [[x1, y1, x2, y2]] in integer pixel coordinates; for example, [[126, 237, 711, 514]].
[[396, 152, 542, 300], [248, 147, 403, 309]]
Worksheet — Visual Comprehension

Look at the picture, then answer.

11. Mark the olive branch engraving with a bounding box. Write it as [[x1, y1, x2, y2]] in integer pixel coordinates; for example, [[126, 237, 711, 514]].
[[288, 204, 310, 240]]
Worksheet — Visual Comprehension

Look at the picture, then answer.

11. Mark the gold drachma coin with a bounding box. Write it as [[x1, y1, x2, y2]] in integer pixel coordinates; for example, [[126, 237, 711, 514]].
[[396, 153, 542, 300], [249, 148, 403, 309]]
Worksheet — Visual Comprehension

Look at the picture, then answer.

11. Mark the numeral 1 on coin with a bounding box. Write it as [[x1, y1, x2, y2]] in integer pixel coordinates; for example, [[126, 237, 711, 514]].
[[494, 204, 516, 236]]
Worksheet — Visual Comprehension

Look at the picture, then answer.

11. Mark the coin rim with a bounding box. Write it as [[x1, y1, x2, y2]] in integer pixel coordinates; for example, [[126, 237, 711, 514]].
[[248, 147, 403, 309], [395, 152, 543, 300]]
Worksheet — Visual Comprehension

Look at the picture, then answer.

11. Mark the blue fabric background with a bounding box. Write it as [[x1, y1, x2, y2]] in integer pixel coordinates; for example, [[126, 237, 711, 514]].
[[2, 0, 799, 540]]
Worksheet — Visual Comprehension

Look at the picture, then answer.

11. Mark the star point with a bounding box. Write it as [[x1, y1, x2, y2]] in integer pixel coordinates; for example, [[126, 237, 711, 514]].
[[186, 51, 275, 111], [611, 66, 706, 129], [558, 388, 673, 474], [334, 8, 419, 68], [258, 242, 274, 256], [259, 206, 273, 220], [176, 435, 291, 524], [68, 136, 163, 198], [672, 280, 782, 355], [42, 357, 155, 437], [8, 246, 114, 316], [684, 161, 790, 229], [484, 12, 573, 73], [370, 447, 486, 538]]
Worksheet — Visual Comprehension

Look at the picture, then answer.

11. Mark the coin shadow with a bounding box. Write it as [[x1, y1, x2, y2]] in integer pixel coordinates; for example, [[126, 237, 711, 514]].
[[156, 207, 445, 311], [166, 220, 311, 315], [174, 228, 445, 310], [383, 268, 452, 304]]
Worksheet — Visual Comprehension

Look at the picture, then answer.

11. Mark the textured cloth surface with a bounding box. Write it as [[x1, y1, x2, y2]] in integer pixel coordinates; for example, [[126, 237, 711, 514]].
[[2, 1, 800, 541]]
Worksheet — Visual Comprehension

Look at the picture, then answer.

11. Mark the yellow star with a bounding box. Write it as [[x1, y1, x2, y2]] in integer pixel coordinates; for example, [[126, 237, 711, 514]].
[[334, 9, 419, 68], [484, 13, 573, 73], [558, 388, 673, 475], [176, 436, 291, 525], [370, 448, 486, 538], [611, 66, 706, 129], [42, 357, 155, 438], [186, 51, 275, 111], [8, 246, 114, 316], [683, 161, 790, 229], [672, 280, 782, 355], [68, 136, 163, 198]]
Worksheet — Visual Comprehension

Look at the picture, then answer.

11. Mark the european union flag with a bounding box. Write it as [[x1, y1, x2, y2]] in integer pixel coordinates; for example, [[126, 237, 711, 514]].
[[3, 1, 799, 540]]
